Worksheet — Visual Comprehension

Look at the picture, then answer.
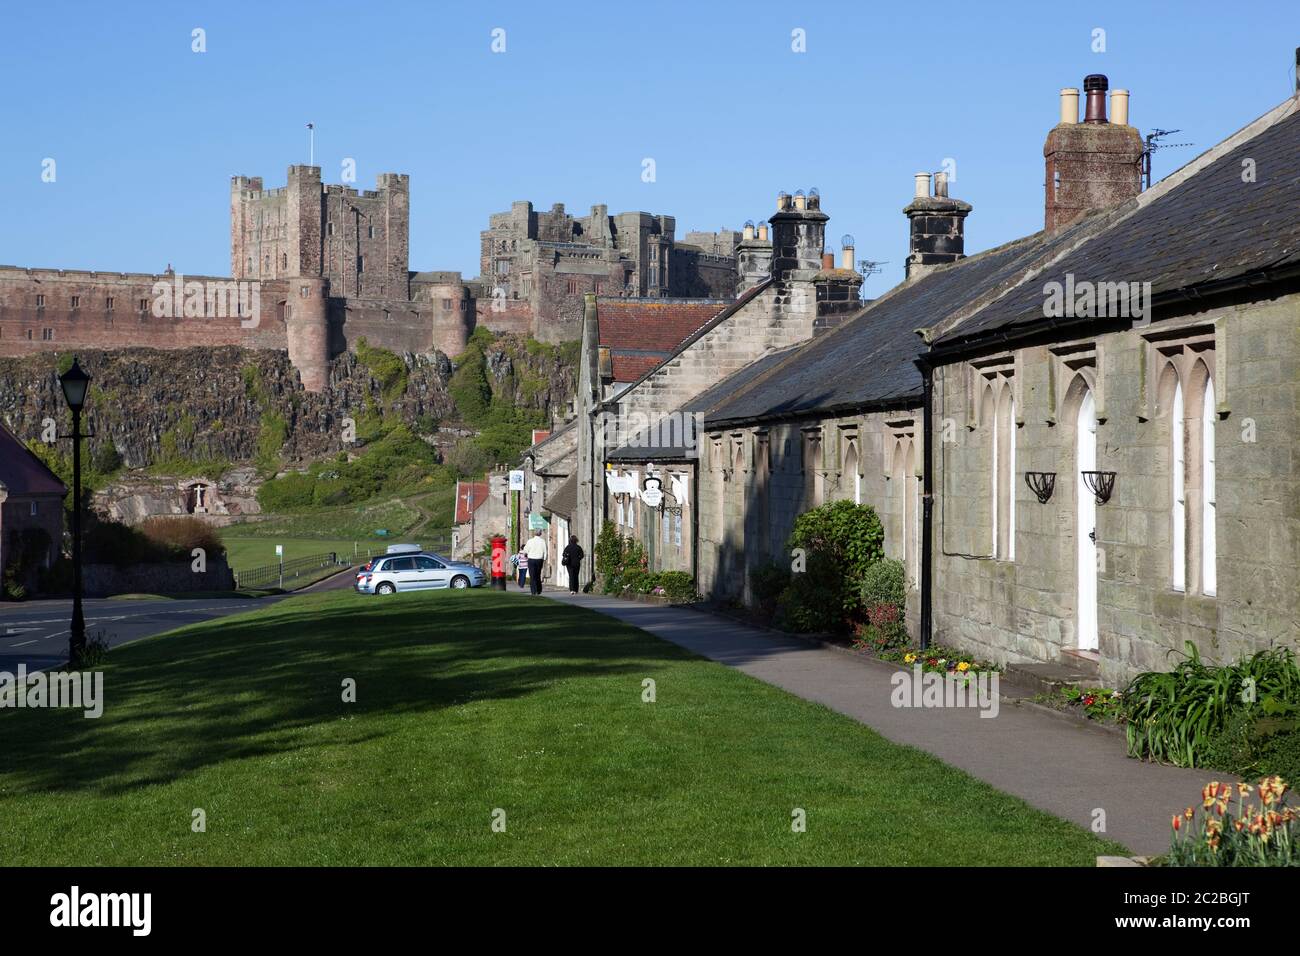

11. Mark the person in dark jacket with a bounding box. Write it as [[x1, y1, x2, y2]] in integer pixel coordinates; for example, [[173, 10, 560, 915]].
[[560, 536, 584, 594]]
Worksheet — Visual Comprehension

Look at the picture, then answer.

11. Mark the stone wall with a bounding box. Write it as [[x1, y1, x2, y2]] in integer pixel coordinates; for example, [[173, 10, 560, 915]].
[[931, 290, 1300, 686], [83, 554, 235, 597], [697, 408, 922, 636]]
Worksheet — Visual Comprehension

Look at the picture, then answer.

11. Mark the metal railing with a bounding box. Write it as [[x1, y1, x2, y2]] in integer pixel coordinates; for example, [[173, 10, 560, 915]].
[[235, 552, 341, 590]]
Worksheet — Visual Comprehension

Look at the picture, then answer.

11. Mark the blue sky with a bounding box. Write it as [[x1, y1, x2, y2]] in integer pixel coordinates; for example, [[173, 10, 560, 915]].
[[3, 0, 1298, 289]]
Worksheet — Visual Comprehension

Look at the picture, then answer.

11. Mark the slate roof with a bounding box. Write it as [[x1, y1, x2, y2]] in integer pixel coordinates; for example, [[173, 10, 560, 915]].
[[597, 297, 731, 382], [934, 99, 1300, 350], [608, 346, 800, 460], [702, 227, 1086, 426], [704, 95, 1300, 427], [0, 421, 67, 497], [542, 473, 577, 518]]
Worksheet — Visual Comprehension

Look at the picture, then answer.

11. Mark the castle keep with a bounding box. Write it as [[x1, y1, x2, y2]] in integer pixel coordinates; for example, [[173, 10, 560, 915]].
[[0, 168, 741, 391]]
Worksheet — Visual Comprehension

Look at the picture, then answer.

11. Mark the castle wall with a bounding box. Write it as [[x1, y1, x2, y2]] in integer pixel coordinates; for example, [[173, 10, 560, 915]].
[[0, 268, 289, 357]]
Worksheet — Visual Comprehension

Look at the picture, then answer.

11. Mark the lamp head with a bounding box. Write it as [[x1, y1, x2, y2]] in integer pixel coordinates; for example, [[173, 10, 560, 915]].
[[59, 357, 91, 411]]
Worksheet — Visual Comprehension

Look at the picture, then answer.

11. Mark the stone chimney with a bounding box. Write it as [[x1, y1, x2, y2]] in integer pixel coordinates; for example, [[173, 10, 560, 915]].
[[769, 189, 828, 283], [736, 217, 773, 293], [1044, 74, 1143, 231], [903, 171, 972, 280]]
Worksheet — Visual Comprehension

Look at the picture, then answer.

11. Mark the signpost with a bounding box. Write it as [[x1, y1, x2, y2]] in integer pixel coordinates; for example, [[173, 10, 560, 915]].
[[276, 544, 284, 589], [508, 470, 525, 553]]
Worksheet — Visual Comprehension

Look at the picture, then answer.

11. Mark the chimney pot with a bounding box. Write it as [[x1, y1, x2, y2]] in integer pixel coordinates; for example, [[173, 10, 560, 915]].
[[822, 252, 835, 271], [1110, 89, 1130, 127], [1083, 73, 1109, 123], [934, 171, 949, 198], [913, 172, 932, 198], [757, 223, 769, 241], [1059, 88, 1080, 125], [793, 190, 807, 211]]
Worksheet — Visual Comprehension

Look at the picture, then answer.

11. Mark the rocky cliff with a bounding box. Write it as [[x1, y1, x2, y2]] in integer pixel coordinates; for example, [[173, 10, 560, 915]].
[[0, 335, 577, 477]]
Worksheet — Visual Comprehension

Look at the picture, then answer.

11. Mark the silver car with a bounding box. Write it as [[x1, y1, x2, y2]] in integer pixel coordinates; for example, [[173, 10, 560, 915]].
[[355, 552, 486, 594]]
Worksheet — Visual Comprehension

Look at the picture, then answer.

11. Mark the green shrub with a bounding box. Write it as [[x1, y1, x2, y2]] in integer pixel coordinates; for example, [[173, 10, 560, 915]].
[[853, 603, 909, 652], [775, 551, 847, 633], [1202, 706, 1300, 783], [138, 517, 225, 557], [1123, 643, 1300, 768], [356, 337, 409, 404], [450, 341, 492, 426], [861, 558, 906, 610], [656, 571, 698, 604], [788, 499, 884, 619], [749, 561, 791, 614], [256, 472, 317, 511], [255, 412, 289, 477], [595, 521, 624, 580]]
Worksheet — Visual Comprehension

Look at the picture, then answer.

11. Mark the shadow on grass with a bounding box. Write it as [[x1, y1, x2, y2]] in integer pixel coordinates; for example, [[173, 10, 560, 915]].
[[0, 591, 691, 798]]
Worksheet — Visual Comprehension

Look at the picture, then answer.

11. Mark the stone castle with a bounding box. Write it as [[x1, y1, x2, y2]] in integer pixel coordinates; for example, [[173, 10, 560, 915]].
[[0, 167, 743, 392]]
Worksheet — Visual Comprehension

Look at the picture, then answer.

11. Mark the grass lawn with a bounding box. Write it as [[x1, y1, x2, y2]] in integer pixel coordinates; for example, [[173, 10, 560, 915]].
[[0, 589, 1127, 865], [221, 536, 373, 573]]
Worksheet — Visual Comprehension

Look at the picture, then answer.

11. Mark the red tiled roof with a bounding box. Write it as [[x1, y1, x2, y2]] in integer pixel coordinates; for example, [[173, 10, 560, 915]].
[[530, 429, 551, 446], [597, 298, 729, 382], [0, 421, 67, 497], [454, 481, 489, 524], [611, 355, 664, 381]]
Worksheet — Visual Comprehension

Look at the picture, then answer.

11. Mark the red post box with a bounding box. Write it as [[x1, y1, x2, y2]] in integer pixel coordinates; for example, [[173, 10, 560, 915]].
[[490, 535, 508, 591]]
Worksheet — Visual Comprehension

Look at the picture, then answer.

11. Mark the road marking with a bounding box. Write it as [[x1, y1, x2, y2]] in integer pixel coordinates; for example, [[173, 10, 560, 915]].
[[11, 640, 37, 647]]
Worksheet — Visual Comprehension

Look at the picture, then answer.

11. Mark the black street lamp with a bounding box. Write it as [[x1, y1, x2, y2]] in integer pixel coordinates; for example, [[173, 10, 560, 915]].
[[58, 357, 90, 665]]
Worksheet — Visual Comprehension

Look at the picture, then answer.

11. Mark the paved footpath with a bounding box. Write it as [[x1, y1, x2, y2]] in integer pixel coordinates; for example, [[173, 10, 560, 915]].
[[548, 591, 1221, 856]]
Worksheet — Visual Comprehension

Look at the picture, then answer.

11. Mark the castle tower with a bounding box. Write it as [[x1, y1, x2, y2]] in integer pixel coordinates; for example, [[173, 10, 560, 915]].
[[285, 165, 324, 278], [284, 276, 331, 392]]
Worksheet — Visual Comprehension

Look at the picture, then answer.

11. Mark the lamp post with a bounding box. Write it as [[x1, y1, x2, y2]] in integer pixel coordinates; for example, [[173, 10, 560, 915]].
[[58, 357, 90, 665]]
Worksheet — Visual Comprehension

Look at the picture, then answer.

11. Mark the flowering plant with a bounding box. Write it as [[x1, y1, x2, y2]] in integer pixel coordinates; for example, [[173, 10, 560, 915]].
[[882, 644, 999, 686], [1062, 685, 1123, 722], [1167, 777, 1298, 866]]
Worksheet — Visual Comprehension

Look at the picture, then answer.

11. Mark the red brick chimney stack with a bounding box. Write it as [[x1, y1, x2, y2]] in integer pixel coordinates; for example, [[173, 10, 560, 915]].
[[1043, 74, 1144, 232]]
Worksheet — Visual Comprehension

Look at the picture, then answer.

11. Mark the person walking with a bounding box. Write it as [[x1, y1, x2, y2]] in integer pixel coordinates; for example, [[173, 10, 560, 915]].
[[514, 546, 528, 589], [561, 535, 584, 594], [523, 530, 548, 596]]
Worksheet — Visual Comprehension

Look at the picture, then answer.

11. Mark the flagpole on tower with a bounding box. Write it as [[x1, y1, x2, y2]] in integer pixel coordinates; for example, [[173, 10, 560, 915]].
[[307, 123, 314, 166]]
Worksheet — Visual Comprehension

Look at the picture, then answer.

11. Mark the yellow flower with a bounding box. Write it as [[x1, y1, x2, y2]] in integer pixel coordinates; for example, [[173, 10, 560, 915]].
[[957, 661, 971, 672], [1236, 782, 1253, 797], [904, 653, 917, 664]]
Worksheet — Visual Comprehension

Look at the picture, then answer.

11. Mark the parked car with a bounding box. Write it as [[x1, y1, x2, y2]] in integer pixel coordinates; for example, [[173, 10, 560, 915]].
[[355, 552, 486, 594]]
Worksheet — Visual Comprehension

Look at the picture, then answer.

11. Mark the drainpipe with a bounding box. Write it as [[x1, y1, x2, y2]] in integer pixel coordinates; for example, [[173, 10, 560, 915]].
[[916, 356, 934, 650]]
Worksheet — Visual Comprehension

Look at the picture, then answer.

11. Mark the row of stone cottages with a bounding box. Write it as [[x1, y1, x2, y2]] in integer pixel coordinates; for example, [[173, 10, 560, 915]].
[[484, 74, 1300, 687]]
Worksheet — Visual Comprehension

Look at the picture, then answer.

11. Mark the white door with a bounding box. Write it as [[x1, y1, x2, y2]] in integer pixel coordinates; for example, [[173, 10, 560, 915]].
[[1076, 391, 1098, 650]]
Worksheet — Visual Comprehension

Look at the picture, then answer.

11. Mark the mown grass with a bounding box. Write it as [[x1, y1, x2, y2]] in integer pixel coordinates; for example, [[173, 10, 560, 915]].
[[0, 590, 1127, 865]]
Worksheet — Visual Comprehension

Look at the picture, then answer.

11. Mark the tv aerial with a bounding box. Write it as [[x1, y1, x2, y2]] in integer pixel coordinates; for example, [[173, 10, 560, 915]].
[[857, 259, 888, 283], [1142, 128, 1194, 189]]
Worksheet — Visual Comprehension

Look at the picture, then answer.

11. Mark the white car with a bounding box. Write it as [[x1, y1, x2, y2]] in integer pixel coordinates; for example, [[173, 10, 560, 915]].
[[355, 552, 486, 594]]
